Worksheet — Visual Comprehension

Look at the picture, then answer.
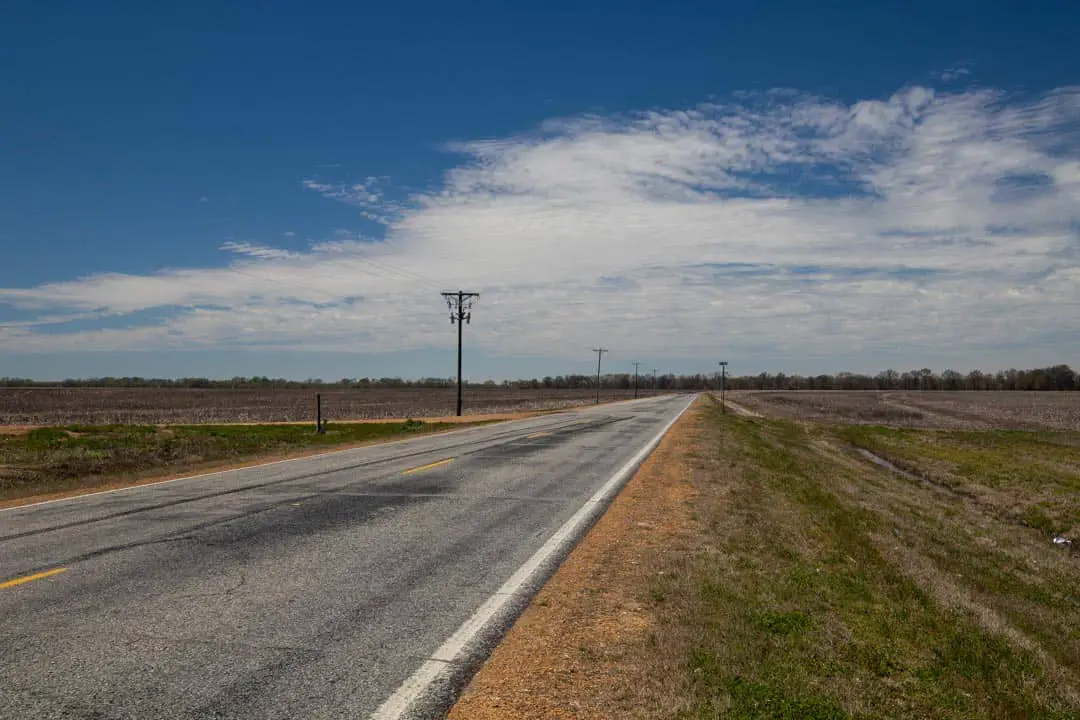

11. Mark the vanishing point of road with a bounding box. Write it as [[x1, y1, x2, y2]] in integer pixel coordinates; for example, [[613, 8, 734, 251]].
[[0, 394, 694, 719]]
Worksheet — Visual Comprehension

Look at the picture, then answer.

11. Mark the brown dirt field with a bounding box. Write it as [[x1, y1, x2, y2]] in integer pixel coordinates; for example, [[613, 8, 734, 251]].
[[0, 387, 647, 426], [204, 395, 646, 426], [447, 398, 704, 719], [730, 390, 1080, 430], [170, 410, 547, 427], [0, 396, 650, 436], [0, 416, 528, 436]]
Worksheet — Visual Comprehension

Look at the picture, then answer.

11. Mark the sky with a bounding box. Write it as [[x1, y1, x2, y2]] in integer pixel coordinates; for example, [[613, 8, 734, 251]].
[[2, 0, 1078, 381]]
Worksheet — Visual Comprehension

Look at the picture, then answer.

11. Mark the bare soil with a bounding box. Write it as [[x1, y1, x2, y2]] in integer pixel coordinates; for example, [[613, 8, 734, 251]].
[[0, 387, 647, 426], [731, 390, 1080, 430]]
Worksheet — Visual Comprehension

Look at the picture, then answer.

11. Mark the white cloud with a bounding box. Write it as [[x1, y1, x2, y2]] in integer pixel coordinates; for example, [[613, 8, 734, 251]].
[[937, 63, 973, 83], [2, 83, 1079, 369], [221, 241, 298, 260], [302, 177, 398, 225]]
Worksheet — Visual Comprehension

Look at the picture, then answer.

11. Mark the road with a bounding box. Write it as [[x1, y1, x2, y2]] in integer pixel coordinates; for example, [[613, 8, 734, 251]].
[[0, 394, 694, 719]]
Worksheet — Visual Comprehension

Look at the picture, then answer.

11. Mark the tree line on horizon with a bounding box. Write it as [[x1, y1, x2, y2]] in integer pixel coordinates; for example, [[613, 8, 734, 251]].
[[720, 365, 1077, 392], [0, 364, 1075, 391]]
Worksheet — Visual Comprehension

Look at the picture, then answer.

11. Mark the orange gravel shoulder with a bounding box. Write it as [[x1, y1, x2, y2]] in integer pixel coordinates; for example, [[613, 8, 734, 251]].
[[447, 398, 705, 720]]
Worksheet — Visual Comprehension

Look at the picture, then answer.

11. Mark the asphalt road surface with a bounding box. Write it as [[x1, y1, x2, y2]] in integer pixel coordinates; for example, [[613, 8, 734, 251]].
[[0, 394, 694, 719]]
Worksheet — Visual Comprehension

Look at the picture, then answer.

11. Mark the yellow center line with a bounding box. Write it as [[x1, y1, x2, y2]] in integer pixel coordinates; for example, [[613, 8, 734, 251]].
[[402, 458, 454, 475], [0, 567, 68, 590], [525, 431, 551, 439]]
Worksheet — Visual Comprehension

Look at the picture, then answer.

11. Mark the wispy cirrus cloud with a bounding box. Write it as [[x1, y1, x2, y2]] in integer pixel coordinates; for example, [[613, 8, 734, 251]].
[[2, 82, 1079, 369], [936, 62, 973, 83], [221, 241, 298, 260], [302, 177, 400, 225]]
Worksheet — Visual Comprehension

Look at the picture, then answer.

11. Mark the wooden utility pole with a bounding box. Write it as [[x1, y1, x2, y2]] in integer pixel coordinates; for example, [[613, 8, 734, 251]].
[[441, 291, 479, 417], [592, 348, 608, 404]]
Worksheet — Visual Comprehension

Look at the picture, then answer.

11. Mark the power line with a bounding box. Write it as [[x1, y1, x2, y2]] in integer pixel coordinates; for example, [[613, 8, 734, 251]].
[[354, 255, 444, 292], [443, 291, 480, 416], [225, 248, 444, 297], [224, 265, 335, 301], [218, 266, 341, 337], [592, 348, 608, 405]]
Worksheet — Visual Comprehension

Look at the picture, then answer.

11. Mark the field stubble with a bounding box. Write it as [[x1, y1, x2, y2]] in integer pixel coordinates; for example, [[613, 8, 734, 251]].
[[0, 387, 644, 426], [730, 390, 1080, 431]]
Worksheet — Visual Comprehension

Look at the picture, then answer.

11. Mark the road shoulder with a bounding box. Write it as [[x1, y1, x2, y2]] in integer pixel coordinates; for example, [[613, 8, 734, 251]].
[[446, 397, 704, 718]]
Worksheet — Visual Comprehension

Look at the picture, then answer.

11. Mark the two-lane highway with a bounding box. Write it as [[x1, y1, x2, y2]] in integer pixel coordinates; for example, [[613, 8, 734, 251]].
[[0, 394, 694, 719]]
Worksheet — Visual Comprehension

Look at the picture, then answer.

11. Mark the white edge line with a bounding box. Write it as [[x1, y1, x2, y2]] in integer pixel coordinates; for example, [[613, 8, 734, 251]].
[[368, 394, 698, 720], [0, 415, 538, 514]]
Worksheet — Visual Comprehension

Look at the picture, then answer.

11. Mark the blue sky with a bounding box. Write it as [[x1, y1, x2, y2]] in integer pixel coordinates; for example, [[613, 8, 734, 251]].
[[2, 0, 1078, 380]]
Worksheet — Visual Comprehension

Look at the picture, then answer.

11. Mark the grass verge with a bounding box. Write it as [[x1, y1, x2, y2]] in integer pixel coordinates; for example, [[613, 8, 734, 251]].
[[449, 396, 1080, 719], [669, 404, 1078, 718], [833, 424, 1080, 539], [0, 419, 491, 505]]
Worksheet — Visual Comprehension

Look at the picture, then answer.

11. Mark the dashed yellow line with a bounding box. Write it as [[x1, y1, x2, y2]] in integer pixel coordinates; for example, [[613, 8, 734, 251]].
[[0, 567, 68, 590], [402, 458, 454, 475], [525, 431, 551, 439]]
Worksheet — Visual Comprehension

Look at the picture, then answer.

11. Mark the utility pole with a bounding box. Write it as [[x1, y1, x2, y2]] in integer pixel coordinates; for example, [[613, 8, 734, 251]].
[[718, 361, 728, 414], [651, 368, 659, 394], [592, 348, 608, 404], [441, 291, 479, 417], [632, 361, 641, 399]]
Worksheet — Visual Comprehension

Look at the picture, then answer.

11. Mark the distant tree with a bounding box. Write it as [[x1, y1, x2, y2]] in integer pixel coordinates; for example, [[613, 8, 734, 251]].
[[1047, 364, 1076, 391]]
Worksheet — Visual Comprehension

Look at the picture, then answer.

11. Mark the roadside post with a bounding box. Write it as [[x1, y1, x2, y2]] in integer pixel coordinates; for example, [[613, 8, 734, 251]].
[[719, 361, 728, 414]]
